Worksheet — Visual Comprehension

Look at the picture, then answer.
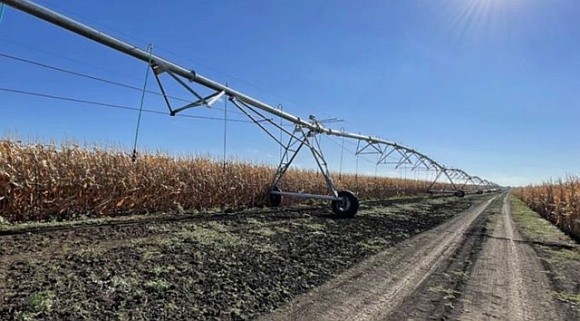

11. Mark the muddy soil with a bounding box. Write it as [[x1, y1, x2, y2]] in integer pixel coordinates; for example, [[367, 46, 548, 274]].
[[0, 195, 485, 320]]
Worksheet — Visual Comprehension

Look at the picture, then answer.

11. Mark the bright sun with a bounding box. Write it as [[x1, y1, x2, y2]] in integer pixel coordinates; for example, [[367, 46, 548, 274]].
[[445, 0, 525, 38]]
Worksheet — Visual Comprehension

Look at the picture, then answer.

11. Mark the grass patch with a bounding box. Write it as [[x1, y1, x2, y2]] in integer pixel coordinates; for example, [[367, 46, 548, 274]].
[[68, 247, 104, 263], [109, 275, 138, 293], [177, 222, 241, 247], [246, 218, 265, 226], [252, 242, 278, 253], [510, 194, 579, 261], [547, 248, 580, 262], [304, 222, 326, 231], [429, 285, 461, 300], [141, 249, 162, 261], [396, 203, 430, 213], [509, 195, 568, 244], [144, 279, 171, 292], [553, 291, 580, 305], [146, 224, 175, 233], [273, 226, 291, 233], [152, 264, 178, 277], [447, 270, 466, 278], [510, 194, 580, 312], [356, 237, 390, 253], [249, 226, 276, 237], [26, 290, 55, 314], [361, 207, 404, 218]]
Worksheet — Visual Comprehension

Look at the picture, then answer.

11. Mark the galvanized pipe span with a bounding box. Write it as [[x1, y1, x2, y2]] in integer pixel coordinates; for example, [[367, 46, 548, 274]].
[[0, 0, 499, 199], [0, 3, 427, 152]]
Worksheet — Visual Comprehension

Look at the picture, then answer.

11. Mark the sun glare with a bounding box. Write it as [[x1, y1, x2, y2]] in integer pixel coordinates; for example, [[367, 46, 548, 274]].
[[445, 0, 525, 39]]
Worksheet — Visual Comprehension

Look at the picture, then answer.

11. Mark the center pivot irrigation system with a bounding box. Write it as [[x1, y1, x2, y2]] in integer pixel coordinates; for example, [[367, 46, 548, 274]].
[[2, 0, 500, 217]]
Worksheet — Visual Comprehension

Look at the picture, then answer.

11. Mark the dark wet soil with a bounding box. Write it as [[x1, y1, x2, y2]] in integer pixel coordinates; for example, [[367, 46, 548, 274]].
[[0, 195, 486, 320]]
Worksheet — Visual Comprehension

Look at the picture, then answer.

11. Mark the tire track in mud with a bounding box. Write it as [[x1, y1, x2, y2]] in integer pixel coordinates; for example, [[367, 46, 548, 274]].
[[260, 195, 498, 321]]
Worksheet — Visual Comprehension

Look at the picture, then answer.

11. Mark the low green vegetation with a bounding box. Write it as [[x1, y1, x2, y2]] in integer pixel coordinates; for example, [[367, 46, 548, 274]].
[[553, 291, 580, 305], [356, 237, 390, 253], [509, 195, 571, 245], [24, 290, 55, 319], [177, 222, 241, 247], [510, 194, 580, 312]]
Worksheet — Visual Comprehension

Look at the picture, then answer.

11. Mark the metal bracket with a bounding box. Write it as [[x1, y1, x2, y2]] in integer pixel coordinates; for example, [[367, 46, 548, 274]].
[[151, 62, 225, 116]]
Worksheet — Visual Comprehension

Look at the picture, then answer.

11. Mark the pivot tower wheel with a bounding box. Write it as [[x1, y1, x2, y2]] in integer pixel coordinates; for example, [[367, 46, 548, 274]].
[[268, 186, 282, 207], [454, 190, 466, 198], [331, 190, 359, 218]]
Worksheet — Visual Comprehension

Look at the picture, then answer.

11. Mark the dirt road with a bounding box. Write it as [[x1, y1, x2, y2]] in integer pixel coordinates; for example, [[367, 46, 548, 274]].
[[261, 193, 571, 321], [456, 195, 564, 321]]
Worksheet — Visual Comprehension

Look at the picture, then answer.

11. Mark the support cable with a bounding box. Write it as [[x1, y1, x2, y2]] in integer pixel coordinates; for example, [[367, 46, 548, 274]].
[[131, 44, 152, 162], [0, 52, 154, 95], [0, 51, 248, 117], [0, 35, 144, 81], [0, 86, 253, 123]]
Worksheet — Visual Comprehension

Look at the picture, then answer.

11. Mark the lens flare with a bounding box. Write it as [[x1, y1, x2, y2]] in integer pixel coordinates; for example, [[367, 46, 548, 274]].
[[445, 0, 525, 39]]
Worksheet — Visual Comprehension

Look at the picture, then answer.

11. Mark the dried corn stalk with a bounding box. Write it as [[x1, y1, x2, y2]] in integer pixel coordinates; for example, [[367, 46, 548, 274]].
[[514, 177, 580, 240], [0, 140, 442, 222]]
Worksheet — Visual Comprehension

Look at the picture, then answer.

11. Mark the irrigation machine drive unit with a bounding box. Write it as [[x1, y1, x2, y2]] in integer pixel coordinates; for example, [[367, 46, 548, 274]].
[[0, 0, 499, 217]]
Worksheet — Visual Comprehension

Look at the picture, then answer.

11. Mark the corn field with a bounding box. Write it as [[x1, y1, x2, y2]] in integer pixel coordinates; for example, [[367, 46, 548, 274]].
[[514, 177, 580, 240], [0, 140, 442, 222]]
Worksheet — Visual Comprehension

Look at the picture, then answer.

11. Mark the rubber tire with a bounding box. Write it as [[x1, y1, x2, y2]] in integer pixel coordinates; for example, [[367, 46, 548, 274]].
[[268, 186, 282, 207], [454, 190, 466, 198], [331, 190, 359, 218]]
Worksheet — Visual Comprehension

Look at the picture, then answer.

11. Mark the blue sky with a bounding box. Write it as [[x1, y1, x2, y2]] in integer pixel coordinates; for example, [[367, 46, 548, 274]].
[[1, 0, 579, 186]]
